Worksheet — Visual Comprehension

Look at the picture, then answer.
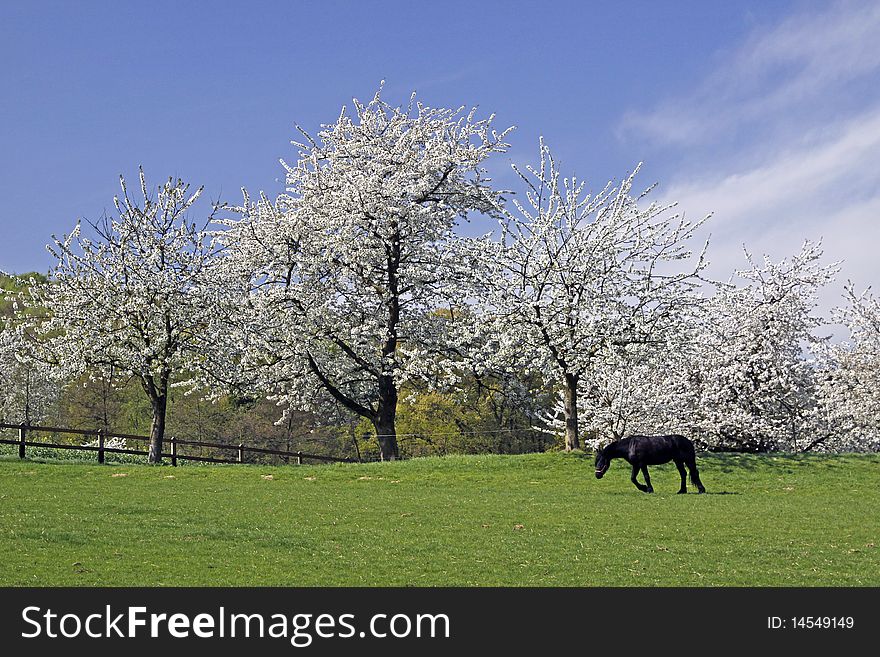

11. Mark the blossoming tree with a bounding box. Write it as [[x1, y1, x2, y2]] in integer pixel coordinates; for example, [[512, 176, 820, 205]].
[[219, 87, 512, 460], [18, 169, 220, 462], [815, 283, 880, 450], [0, 327, 58, 425], [689, 241, 837, 450], [473, 141, 708, 450]]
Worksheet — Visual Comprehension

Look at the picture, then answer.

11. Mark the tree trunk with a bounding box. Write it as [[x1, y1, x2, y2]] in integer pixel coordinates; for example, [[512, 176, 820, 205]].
[[563, 373, 580, 451], [148, 392, 168, 464], [24, 369, 32, 426], [348, 420, 362, 463], [374, 221, 401, 462], [374, 374, 399, 460]]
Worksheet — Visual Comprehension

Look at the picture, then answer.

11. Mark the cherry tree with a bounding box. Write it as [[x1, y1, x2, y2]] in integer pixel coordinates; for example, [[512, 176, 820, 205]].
[[1, 274, 58, 424], [689, 241, 837, 451], [0, 327, 58, 425], [536, 329, 702, 448], [473, 141, 708, 450], [814, 284, 880, 451], [218, 86, 512, 460], [17, 169, 220, 462]]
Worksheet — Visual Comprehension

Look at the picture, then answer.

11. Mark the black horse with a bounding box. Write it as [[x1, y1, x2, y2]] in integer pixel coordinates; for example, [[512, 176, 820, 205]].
[[594, 434, 706, 494]]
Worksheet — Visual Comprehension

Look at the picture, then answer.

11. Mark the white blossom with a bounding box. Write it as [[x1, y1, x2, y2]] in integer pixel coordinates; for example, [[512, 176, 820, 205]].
[[0, 326, 58, 425], [212, 85, 512, 460], [15, 169, 222, 462], [687, 241, 837, 451], [470, 140, 708, 449], [814, 283, 880, 450]]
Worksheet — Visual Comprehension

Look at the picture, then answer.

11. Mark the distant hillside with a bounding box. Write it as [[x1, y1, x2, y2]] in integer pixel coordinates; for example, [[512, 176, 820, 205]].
[[0, 272, 46, 326]]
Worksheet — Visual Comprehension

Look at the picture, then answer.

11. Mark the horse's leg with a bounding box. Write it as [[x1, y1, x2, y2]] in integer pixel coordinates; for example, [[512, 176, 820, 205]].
[[687, 459, 706, 494], [640, 465, 654, 493], [630, 463, 648, 493], [675, 460, 687, 494]]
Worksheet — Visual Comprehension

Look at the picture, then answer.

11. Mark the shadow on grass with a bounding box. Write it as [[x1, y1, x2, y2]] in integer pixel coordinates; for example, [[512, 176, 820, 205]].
[[601, 489, 739, 496], [702, 453, 760, 471], [703, 451, 874, 471]]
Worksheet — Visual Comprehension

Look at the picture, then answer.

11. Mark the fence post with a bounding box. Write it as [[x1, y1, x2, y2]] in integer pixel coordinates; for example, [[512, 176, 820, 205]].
[[97, 429, 105, 464], [238, 443, 244, 463], [296, 450, 303, 466], [18, 423, 26, 459], [171, 436, 177, 467]]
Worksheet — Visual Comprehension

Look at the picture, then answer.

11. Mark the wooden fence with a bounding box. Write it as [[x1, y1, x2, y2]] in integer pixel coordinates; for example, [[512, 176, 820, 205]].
[[0, 422, 355, 466]]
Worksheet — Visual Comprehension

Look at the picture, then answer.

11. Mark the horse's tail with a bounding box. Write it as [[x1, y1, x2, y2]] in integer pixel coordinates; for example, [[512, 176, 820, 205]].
[[687, 455, 706, 493]]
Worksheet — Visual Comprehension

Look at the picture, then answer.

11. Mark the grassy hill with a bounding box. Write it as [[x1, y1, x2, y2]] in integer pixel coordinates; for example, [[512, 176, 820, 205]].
[[1, 451, 878, 586]]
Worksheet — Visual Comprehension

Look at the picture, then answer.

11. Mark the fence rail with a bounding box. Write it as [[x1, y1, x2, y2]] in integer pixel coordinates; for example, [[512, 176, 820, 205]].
[[0, 422, 355, 466]]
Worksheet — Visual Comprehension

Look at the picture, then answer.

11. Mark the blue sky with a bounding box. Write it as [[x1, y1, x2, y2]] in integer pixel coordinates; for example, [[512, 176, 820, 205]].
[[2, 0, 877, 314]]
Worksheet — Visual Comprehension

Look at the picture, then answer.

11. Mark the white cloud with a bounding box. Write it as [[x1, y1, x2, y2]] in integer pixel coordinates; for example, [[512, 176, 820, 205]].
[[620, 1, 880, 147], [664, 107, 880, 238], [619, 1, 880, 321], [661, 107, 880, 316]]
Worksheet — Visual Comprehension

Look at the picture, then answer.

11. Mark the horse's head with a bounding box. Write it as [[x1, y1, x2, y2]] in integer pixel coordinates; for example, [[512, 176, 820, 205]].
[[595, 449, 609, 479]]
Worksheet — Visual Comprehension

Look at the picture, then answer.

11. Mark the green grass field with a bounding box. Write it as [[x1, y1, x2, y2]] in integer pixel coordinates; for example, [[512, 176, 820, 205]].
[[1, 451, 878, 586]]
